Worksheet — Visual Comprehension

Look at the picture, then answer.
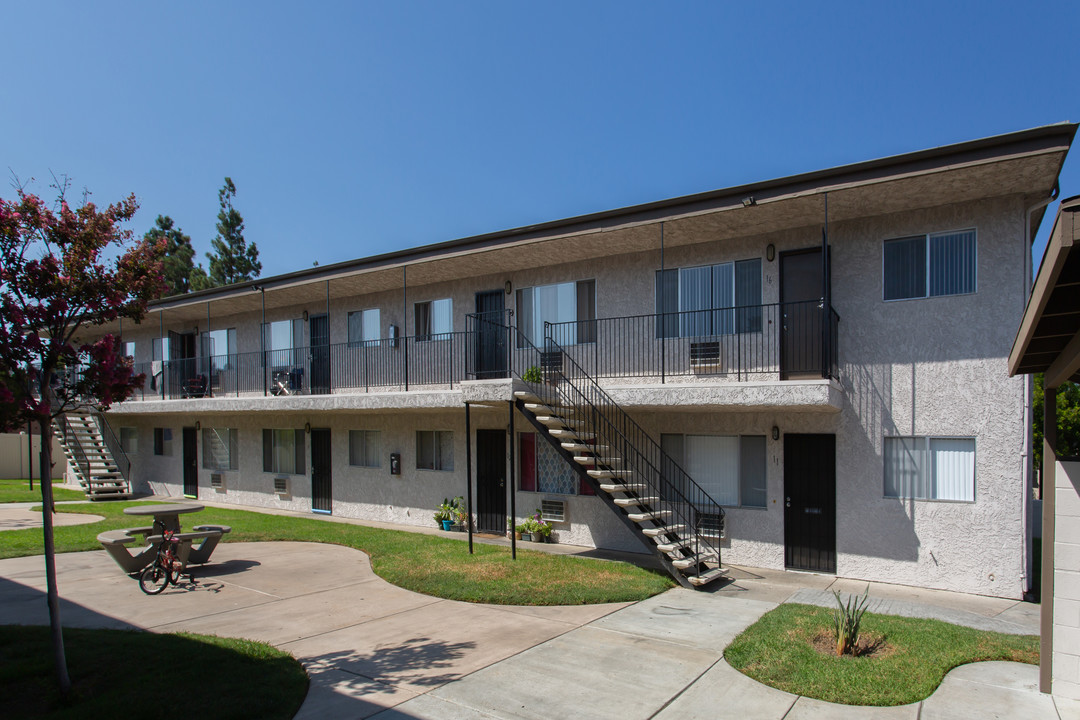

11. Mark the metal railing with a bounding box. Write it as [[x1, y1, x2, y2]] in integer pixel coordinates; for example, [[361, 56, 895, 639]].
[[94, 412, 131, 484], [56, 414, 90, 485], [544, 299, 840, 383], [126, 332, 471, 400], [511, 326, 724, 584]]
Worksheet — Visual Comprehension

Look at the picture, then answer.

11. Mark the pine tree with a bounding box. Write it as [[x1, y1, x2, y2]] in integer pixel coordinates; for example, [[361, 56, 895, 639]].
[[144, 215, 194, 295], [204, 177, 260, 286]]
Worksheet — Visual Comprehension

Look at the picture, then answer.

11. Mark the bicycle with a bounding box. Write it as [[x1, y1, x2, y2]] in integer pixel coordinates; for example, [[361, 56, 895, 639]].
[[139, 520, 194, 594]]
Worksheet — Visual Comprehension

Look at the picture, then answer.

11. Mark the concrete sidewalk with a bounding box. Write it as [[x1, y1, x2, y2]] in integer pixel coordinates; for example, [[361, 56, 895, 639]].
[[0, 504, 1072, 718]]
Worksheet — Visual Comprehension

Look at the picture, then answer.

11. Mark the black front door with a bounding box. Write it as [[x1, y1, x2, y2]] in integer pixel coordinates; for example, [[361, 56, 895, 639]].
[[783, 433, 836, 573], [779, 248, 825, 379], [182, 427, 198, 497], [311, 428, 332, 513], [476, 429, 506, 532], [474, 290, 507, 379], [309, 314, 330, 394]]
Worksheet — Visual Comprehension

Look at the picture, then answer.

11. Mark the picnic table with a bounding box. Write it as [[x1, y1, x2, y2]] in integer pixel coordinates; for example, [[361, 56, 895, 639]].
[[98, 502, 231, 574]]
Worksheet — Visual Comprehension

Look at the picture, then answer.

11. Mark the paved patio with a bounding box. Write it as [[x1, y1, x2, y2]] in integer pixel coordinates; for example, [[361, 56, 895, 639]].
[[1, 527, 1075, 719]]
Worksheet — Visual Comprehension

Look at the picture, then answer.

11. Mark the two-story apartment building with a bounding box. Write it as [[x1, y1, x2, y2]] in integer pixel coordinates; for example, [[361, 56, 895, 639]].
[[82, 124, 1075, 596]]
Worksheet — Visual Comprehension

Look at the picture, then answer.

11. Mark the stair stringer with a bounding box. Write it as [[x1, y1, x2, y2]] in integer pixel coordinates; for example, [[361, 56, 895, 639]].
[[515, 397, 696, 590]]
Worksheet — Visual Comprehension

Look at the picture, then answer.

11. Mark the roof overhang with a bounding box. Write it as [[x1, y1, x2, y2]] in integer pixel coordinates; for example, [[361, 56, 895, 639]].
[[1010, 194, 1080, 387], [133, 123, 1075, 329]]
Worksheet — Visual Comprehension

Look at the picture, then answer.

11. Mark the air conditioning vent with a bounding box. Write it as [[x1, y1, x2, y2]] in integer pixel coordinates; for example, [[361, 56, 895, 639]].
[[689, 341, 721, 369], [210, 473, 224, 490], [273, 476, 289, 495], [541, 499, 566, 523]]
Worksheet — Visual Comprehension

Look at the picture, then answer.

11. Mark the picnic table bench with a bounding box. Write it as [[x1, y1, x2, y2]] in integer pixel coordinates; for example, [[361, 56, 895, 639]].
[[97, 501, 232, 574]]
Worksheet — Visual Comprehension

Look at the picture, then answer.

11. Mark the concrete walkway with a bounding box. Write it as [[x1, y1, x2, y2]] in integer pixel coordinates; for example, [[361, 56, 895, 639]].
[[0, 499, 1073, 719]]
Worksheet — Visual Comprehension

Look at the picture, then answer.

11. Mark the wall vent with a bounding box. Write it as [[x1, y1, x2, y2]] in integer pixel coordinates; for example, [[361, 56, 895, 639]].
[[541, 499, 566, 523], [273, 476, 289, 495], [210, 473, 224, 490]]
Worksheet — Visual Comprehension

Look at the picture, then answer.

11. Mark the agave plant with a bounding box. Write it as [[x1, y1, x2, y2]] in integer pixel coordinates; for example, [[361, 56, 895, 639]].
[[832, 586, 870, 656]]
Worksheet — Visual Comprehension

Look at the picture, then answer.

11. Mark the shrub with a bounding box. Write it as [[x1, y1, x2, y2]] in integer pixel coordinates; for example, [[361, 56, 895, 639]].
[[832, 586, 870, 656]]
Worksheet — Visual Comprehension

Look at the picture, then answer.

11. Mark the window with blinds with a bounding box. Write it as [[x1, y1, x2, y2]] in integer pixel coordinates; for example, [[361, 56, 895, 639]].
[[202, 427, 238, 471], [349, 430, 381, 467], [416, 430, 453, 471], [516, 279, 596, 347], [414, 299, 452, 341], [655, 259, 762, 338], [883, 229, 976, 301], [262, 428, 305, 475], [884, 436, 975, 501], [120, 427, 138, 454], [660, 433, 766, 508], [347, 308, 381, 347]]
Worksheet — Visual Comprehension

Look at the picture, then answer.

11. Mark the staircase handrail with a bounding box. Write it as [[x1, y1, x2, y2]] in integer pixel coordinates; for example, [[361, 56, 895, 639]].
[[58, 414, 91, 484], [95, 412, 131, 483]]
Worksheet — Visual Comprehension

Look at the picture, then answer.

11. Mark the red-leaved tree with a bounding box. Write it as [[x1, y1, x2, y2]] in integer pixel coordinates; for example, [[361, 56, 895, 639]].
[[0, 183, 165, 694]]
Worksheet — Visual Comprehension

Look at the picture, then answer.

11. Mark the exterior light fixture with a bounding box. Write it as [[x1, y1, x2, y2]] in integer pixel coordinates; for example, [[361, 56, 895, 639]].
[[772, 425, 780, 441], [195, 421, 201, 431], [766, 244, 776, 262], [302, 310, 309, 322], [742, 196, 756, 207], [505, 280, 513, 295], [305, 422, 311, 434]]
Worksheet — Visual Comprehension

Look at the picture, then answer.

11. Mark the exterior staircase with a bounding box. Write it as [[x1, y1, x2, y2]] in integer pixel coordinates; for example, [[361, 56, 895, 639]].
[[54, 412, 132, 500], [511, 331, 726, 589]]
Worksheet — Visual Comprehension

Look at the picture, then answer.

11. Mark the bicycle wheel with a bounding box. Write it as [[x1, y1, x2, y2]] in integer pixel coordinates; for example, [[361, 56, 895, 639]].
[[139, 560, 170, 594]]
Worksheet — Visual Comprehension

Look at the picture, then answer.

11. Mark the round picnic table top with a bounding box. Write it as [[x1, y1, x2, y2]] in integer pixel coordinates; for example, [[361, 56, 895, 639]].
[[123, 503, 204, 517]]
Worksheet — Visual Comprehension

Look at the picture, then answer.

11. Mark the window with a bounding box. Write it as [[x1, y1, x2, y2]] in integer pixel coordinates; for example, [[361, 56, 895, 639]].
[[661, 433, 766, 508], [655, 259, 762, 338], [516, 279, 596, 347], [123, 341, 135, 359], [519, 433, 594, 495], [262, 429, 306, 475], [261, 318, 305, 366], [348, 309, 381, 347], [416, 430, 453, 470], [884, 436, 974, 501], [200, 328, 237, 372], [119, 427, 138, 454], [152, 336, 169, 361], [349, 430, 381, 467], [202, 428, 238, 471], [153, 428, 173, 456], [414, 299, 452, 341], [883, 229, 976, 301]]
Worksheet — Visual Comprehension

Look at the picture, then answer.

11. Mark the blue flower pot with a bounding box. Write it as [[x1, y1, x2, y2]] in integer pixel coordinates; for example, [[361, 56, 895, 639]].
[[441, 519, 453, 531]]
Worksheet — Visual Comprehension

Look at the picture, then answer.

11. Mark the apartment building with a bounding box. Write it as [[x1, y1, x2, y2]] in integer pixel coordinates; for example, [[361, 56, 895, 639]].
[[85, 123, 1075, 595]]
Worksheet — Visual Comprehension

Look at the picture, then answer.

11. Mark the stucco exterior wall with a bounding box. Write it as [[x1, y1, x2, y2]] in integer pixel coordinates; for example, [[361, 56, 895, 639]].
[[108, 193, 1031, 598]]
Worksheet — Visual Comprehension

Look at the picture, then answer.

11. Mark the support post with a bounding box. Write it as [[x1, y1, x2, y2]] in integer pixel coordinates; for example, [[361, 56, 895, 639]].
[[403, 266, 409, 391], [660, 222, 665, 384], [465, 402, 473, 554], [1040, 386, 1057, 694], [509, 400, 516, 560], [821, 194, 831, 379]]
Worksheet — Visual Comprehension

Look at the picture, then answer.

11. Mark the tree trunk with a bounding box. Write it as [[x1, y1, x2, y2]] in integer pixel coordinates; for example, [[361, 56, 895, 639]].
[[38, 412, 71, 695]]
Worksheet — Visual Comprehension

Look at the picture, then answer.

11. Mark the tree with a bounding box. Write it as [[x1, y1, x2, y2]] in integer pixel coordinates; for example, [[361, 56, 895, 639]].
[[204, 177, 260, 286], [1033, 373, 1080, 480], [0, 184, 165, 694], [144, 215, 194, 296]]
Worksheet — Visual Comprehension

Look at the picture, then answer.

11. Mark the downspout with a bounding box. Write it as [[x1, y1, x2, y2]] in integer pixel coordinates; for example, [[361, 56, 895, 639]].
[[1020, 182, 1058, 596]]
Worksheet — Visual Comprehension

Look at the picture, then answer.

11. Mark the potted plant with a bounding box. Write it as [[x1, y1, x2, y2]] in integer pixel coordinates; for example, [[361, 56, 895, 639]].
[[450, 496, 467, 531], [516, 519, 534, 542], [522, 365, 543, 384], [434, 498, 457, 531], [530, 509, 553, 543]]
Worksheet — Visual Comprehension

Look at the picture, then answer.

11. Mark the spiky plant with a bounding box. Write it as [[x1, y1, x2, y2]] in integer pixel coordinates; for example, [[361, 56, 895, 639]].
[[832, 586, 870, 656]]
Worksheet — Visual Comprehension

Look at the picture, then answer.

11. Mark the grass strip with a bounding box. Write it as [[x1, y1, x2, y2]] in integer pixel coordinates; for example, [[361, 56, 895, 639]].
[[0, 501, 674, 605], [0, 479, 85, 503], [724, 603, 1038, 706], [0, 625, 307, 720]]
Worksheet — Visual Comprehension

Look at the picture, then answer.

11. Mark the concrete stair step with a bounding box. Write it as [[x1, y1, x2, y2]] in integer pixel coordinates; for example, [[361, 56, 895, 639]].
[[672, 553, 718, 570], [614, 496, 659, 507], [628, 509, 671, 522], [588, 469, 632, 479], [687, 567, 727, 586], [561, 442, 606, 453], [655, 538, 694, 553], [642, 524, 686, 537], [536, 416, 585, 429], [600, 482, 648, 493], [549, 429, 593, 440], [523, 402, 574, 415]]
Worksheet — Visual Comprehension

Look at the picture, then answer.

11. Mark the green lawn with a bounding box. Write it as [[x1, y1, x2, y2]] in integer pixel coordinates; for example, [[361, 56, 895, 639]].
[[0, 501, 674, 605], [725, 603, 1039, 706], [0, 479, 85, 503], [1, 625, 307, 720]]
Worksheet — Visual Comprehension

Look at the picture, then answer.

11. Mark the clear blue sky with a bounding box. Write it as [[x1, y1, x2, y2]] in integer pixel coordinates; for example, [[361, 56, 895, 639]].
[[4, 2, 1079, 278]]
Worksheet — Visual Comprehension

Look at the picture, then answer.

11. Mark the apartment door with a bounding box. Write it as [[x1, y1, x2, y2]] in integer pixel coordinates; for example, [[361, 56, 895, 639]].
[[476, 429, 506, 532], [473, 290, 507, 379], [311, 428, 332, 514], [182, 427, 198, 498], [779, 248, 825, 379], [783, 433, 836, 573], [309, 314, 331, 394], [169, 330, 198, 398]]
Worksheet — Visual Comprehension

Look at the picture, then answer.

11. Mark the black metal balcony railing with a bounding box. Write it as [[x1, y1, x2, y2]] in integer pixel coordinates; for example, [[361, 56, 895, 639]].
[[544, 300, 840, 383], [120, 300, 838, 402]]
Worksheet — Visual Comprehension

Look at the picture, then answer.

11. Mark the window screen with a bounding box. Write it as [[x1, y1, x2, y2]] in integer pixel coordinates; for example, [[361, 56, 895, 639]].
[[202, 428, 238, 471], [884, 436, 974, 501], [262, 429, 305, 474], [349, 430, 381, 467]]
